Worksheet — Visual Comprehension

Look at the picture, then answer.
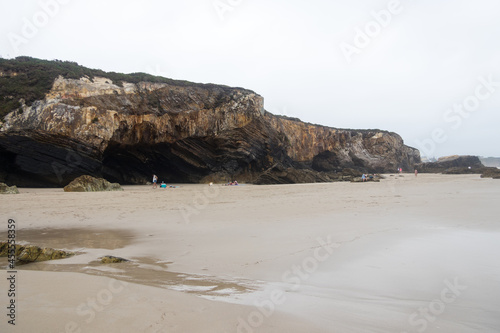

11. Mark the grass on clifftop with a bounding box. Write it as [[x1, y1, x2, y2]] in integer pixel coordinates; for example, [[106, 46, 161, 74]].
[[0, 56, 247, 121], [270, 112, 390, 134]]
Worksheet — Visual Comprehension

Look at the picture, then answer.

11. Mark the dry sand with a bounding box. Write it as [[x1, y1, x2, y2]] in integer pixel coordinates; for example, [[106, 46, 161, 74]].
[[1, 174, 499, 332]]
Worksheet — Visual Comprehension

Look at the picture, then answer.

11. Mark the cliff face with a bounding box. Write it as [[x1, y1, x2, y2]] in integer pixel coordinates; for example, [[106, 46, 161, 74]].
[[0, 72, 420, 187], [265, 114, 419, 171]]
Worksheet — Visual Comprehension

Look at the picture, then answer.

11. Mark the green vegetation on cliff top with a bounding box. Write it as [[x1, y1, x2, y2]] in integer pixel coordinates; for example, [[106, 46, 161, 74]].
[[0, 56, 249, 120], [0, 56, 386, 135]]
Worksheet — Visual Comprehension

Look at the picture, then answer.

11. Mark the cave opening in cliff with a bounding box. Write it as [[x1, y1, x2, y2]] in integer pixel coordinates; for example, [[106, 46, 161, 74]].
[[101, 141, 216, 185]]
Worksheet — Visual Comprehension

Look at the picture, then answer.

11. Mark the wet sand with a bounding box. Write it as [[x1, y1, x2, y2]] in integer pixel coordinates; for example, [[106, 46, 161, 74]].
[[1, 174, 500, 332]]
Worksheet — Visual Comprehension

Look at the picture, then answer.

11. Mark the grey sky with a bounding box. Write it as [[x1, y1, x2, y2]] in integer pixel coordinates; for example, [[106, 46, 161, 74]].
[[1, 0, 499, 158]]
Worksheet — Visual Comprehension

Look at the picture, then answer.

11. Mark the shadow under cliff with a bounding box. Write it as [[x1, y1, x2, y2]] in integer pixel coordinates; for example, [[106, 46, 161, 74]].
[[0, 131, 101, 187], [101, 118, 294, 185], [0, 119, 295, 187]]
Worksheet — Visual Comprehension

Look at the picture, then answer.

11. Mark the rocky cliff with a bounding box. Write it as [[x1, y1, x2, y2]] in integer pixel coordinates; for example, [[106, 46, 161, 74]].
[[415, 155, 500, 177], [0, 58, 420, 186]]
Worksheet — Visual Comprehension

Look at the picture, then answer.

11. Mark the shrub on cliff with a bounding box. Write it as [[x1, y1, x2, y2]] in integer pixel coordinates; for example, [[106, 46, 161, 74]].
[[0, 56, 210, 120]]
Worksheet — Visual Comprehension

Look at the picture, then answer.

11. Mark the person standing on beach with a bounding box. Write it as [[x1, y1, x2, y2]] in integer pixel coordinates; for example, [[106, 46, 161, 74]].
[[414, 169, 418, 177], [153, 174, 158, 188]]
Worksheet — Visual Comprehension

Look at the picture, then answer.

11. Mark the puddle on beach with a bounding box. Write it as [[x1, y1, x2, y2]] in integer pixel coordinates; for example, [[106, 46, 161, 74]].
[[0, 228, 134, 250], [0, 228, 257, 301]]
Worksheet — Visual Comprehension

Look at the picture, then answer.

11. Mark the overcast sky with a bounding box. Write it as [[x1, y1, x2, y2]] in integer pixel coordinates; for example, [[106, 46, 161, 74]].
[[1, 0, 499, 158]]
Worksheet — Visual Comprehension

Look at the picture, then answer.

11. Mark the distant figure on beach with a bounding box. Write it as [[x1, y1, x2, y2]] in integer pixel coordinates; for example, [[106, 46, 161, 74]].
[[160, 181, 167, 188], [362, 174, 366, 182], [152, 174, 158, 188], [414, 169, 418, 177]]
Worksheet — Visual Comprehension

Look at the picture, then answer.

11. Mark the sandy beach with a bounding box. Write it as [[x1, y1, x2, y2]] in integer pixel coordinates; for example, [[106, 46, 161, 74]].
[[1, 174, 500, 332]]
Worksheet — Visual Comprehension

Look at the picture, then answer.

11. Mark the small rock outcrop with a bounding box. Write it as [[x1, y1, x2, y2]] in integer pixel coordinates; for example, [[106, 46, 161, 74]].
[[350, 174, 383, 183], [253, 167, 389, 184], [416, 155, 500, 178], [416, 155, 484, 173], [100, 255, 129, 263], [0, 242, 74, 264], [480, 168, 500, 179], [63, 175, 123, 192], [0, 182, 19, 194], [254, 167, 332, 185]]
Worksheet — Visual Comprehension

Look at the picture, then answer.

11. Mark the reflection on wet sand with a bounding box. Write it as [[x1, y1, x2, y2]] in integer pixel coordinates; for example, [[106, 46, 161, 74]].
[[0, 229, 258, 301], [17, 257, 258, 301]]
